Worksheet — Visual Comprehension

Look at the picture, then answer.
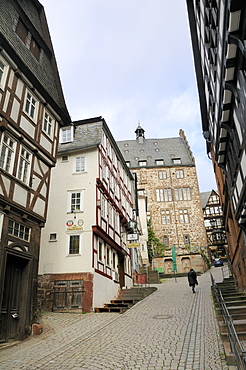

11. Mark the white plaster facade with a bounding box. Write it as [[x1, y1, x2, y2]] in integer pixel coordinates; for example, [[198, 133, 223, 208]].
[[39, 117, 135, 311]]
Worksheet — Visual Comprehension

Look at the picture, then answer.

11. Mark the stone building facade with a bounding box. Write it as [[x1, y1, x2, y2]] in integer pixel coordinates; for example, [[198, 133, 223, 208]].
[[117, 126, 208, 273]]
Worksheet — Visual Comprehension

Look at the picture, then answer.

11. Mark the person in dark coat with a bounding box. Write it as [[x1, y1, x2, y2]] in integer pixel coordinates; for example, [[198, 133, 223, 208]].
[[188, 268, 198, 293]]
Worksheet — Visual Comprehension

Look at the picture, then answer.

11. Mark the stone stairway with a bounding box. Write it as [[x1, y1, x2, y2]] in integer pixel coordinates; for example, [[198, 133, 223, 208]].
[[94, 286, 157, 313], [212, 276, 246, 365]]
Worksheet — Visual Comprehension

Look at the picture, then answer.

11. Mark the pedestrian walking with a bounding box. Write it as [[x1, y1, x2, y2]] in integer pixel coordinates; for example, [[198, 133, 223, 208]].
[[188, 268, 198, 293]]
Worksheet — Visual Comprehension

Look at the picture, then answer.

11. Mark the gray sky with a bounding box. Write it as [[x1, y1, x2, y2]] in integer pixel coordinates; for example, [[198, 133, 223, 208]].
[[41, 0, 216, 192]]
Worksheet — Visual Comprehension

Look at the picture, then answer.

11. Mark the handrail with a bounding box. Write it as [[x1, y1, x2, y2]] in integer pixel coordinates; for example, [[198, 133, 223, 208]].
[[210, 273, 246, 369]]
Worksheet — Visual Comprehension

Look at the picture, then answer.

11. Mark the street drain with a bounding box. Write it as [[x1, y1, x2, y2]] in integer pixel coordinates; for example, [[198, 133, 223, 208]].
[[153, 315, 172, 319]]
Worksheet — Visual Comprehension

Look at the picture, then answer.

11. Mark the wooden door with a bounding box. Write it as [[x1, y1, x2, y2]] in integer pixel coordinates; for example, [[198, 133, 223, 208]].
[[0, 254, 27, 342]]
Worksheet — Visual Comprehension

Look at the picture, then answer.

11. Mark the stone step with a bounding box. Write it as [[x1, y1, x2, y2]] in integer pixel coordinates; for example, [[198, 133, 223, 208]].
[[94, 306, 128, 313], [221, 331, 246, 341], [217, 313, 246, 321], [220, 322, 246, 333]]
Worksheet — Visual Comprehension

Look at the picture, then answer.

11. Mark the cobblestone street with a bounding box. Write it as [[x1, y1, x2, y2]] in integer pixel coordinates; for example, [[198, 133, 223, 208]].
[[0, 267, 233, 369]]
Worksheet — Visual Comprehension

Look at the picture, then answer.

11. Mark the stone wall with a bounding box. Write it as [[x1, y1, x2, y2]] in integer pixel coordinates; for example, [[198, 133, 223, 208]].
[[38, 272, 94, 313], [153, 253, 208, 274]]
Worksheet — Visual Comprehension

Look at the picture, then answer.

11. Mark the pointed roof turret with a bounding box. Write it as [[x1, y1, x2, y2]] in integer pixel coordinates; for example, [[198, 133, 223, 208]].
[[135, 122, 145, 143]]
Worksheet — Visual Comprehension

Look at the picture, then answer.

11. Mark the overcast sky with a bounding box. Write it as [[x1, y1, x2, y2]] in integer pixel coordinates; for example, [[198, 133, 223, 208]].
[[41, 0, 216, 192]]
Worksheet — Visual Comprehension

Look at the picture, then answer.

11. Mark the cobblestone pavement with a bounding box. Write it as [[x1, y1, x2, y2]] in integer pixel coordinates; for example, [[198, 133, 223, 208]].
[[0, 267, 231, 369]]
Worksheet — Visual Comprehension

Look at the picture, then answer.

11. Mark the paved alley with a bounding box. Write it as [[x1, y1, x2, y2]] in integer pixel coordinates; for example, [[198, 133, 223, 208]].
[[0, 267, 230, 369]]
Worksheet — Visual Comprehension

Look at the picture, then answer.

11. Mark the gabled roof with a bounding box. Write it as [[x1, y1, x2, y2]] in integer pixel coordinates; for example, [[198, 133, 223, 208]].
[[0, 0, 70, 124], [200, 191, 212, 209]]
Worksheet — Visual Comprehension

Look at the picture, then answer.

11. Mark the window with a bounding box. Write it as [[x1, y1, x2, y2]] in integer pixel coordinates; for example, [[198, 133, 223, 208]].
[[60, 127, 73, 143], [155, 159, 164, 165], [24, 91, 37, 121], [75, 157, 85, 172], [98, 241, 103, 261], [172, 158, 181, 164], [61, 155, 69, 162], [0, 58, 8, 90], [43, 111, 53, 137], [49, 233, 57, 241], [138, 189, 146, 196], [175, 188, 191, 201], [179, 209, 189, 223], [17, 146, 31, 184], [16, 19, 40, 60], [0, 133, 15, 173], [159, 171, 167, 180], [70, 191, 83, 212], [163, 235, 169, 247], [125, 161, 131, 167], [138, 160, 147, 166], [156, 188, 164, 202], [184, 235, 190, 245], [101, 195, 107, 219], [161, 210, 171, 224], [146, 211, 151, 221], [176, 170, 184, 178], [164, 188, 172, 201], [112, 252, 116, 269], [8, 220, 30, 241], [69, 235, 80, 254], [106, 246, 110, 266]]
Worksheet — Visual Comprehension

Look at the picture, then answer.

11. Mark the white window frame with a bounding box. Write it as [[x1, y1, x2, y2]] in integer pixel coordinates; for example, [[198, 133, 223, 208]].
[[155, 159, 164, 165], [159, 171, 167, 180], [139, 160, 147, 167], [17, 145, 32, 184], [68, 190, 84, 212], [176, 170, 184, 178], [49, 233, 57, 242], [0, 57, 9, 91], [24, 89, 38, 122], [43, 110, 53, 137], [161, 210, 171, 224], [179, 209, 189, 224], [106, 246, 110, 266], [60, 126, 73, 143], [75, 156, 85, 173], [156, 188, 164, 202], [164, 188, 172, 202], [98, 240, 104, 262], [67, 234, 81, 255], [0, 133, 16, 174]]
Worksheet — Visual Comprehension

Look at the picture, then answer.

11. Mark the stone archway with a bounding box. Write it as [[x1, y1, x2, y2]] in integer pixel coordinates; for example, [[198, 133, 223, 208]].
[[181, 257, 191, 273], [164, 258, 173, 273]]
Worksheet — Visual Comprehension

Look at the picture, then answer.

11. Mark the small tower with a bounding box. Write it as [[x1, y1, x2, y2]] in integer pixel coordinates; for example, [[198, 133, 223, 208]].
[[135, 123, 145, 144]]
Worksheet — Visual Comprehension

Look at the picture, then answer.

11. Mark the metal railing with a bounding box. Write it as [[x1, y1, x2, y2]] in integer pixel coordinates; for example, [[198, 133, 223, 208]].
[[211, 273, 246, 369]]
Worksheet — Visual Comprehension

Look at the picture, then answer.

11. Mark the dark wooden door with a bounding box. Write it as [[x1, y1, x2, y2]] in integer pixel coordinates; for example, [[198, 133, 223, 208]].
[[0, 254, 27, 342], [53, 280, 84, 313]]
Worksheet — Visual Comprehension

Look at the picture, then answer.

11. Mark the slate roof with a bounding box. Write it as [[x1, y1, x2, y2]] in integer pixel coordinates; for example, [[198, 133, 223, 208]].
[[58, 119, 103, 154], [0, 0, 70, 123], [117, 136, 195, 168], [200, 191, 211, 209]]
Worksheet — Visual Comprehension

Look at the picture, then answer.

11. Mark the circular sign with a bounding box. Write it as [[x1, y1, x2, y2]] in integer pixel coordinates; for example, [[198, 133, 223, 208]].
[[66, 220, 74, 227], [77, 219, 84, 226]]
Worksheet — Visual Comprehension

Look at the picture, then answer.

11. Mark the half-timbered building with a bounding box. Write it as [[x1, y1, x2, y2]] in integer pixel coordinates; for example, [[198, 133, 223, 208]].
[[38, 117, 136, 312], [186, 0, 246, 288], [0, 0, 70, 342]]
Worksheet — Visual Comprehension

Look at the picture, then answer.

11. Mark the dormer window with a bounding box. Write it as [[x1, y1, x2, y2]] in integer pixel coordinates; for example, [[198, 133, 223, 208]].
[[139, 160, 147, 167], [172, 158, 182, 164], [155, 159, 164, 165], [60, 126, 73, 143]]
